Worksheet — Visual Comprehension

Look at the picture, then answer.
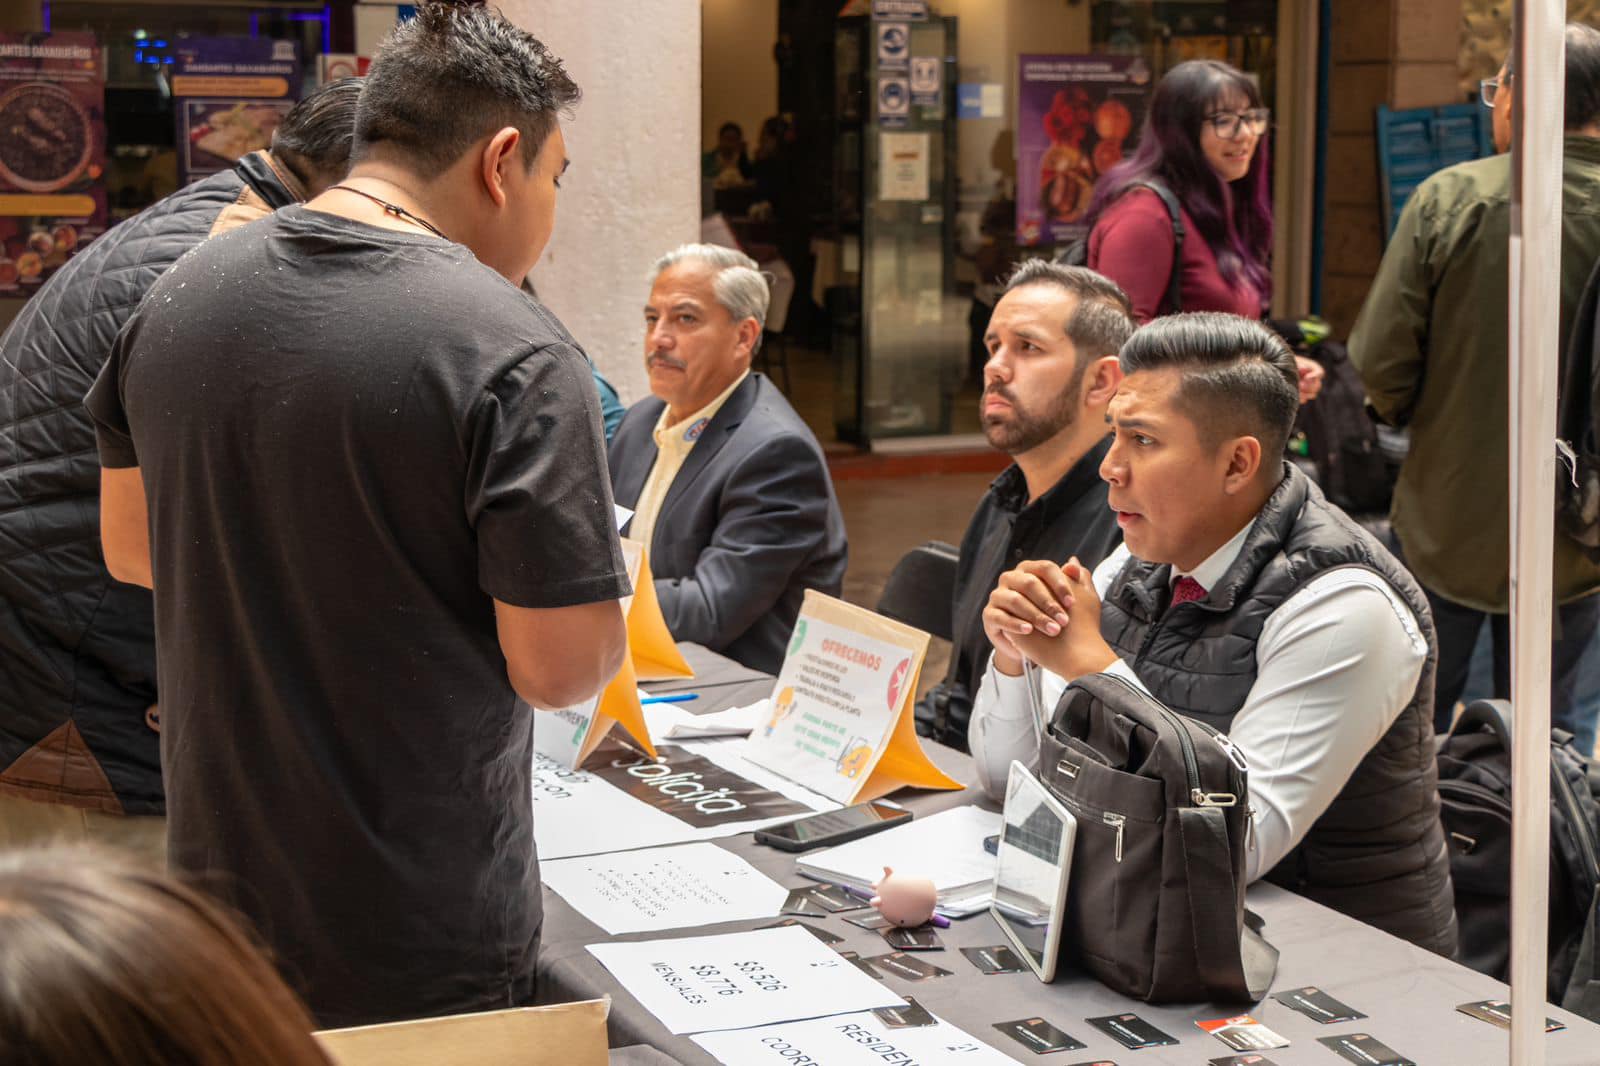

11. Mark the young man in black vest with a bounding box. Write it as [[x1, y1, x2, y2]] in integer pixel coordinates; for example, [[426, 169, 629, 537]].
[[970, 313, 1457, 955]]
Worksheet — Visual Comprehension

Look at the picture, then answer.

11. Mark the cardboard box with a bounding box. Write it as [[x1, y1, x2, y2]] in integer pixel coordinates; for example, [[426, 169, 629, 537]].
[[315, 998, 609, 1066]]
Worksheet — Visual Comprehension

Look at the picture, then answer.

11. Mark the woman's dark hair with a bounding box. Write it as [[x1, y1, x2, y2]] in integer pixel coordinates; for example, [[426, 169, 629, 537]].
[[354, 1, 579, 173], [270, 76, 364, 188], [1087, 60, 1273, 301], [0, 848, 331, 1066]]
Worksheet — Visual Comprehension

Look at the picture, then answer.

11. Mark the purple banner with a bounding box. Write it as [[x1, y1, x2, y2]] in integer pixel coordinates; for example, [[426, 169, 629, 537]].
[[1016, 54, 1152, 248]]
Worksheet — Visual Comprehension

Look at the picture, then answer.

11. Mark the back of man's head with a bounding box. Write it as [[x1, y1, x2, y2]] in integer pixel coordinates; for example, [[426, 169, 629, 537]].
[[353, 1, 579, 174], [1563, 22, 1600, 131], [1003, 259, 1135, 362], [269, 77, 363, 195], [1118, 312, 1298, 463]]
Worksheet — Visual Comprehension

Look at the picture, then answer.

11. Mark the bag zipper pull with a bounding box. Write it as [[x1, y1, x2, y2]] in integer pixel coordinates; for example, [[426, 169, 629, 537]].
[[1103, 811, 1126, 862], [1557, 439, 1580, 488], [1191, 789, 1238, 807]]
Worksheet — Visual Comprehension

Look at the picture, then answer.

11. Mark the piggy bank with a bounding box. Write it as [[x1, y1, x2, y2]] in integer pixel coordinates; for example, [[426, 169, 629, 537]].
[[869, 865, 937, 928]]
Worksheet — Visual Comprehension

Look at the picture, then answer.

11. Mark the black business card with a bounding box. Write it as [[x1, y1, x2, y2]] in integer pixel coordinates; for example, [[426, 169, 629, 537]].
[[863, 951, 953, 981], [759, 918, 843, 944], [883, 925, 942, 951], [835, 949, 882, 980], [1087, 1013, 1178, 1049], [1316, 1033, 1416, 1066], [992, 1017, 1087, 1054], [1272, 986, 1367, 1024], [960, 944, 1029, 974], [806, 883, 867, 912], [779, 887, 828, 917], [874, 996, 936, 1029], [844, 911, 896, 931], [1210, 1056, 1280, 1066], [1455, 999, 1566, 1033]]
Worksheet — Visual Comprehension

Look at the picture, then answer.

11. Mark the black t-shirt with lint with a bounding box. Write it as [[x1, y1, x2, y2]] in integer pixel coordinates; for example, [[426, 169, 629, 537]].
[[86, 205, 630, 1027]]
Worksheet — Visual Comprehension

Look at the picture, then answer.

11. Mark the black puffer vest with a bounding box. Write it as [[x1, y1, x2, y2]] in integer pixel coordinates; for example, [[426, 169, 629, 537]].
[[1099, 464, 1458, 956]]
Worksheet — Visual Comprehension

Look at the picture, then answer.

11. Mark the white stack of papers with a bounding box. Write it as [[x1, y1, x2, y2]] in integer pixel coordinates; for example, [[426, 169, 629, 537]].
[[588, 927, 903, 1034], [693, 1010, 1019, 1065], [542, 842, 787, 935], [797, 806, 1001, 915]]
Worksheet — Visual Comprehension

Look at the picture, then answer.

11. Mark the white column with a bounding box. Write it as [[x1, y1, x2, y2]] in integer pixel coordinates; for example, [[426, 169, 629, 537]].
[[503, 0, 701, 405]]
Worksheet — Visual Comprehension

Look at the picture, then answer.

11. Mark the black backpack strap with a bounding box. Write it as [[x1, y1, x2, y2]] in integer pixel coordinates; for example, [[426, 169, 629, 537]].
[[1178, 805, 1278, 1001], [1136, 180, 1186, 315], [1452, 699, 1515, 749]]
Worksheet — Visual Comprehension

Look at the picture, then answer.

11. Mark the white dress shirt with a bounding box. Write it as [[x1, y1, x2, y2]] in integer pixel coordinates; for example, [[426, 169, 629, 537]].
[[968, 522, 1429, 882]]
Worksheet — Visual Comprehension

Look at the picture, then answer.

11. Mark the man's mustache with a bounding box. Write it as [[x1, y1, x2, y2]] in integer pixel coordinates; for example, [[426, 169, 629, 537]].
[[648, 353, 687, 371], [983, 384, 1017, 406]]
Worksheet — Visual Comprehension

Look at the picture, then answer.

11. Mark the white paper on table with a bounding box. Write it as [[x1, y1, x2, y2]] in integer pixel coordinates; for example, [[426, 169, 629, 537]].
[[531, 738, 840, 860], [693, 1009, 1018, 1065], [797, 806, 1002, 900], [588, 926, 903, 1035], [541, 841, 787, 935], [646, 699, 769, 740]]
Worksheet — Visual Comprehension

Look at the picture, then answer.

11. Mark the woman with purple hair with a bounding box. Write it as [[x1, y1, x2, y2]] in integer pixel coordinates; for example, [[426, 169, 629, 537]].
[[1085, 59, 1321, 399], [1086, 59, 1272, 322]]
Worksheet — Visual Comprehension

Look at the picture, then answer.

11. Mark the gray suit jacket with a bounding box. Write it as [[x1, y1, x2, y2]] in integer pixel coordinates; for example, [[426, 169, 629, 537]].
[[608, 373, 848, 673]]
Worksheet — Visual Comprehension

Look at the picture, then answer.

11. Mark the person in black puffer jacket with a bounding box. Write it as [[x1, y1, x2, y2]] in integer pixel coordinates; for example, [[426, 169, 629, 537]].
[[0, 78, 363, 856]]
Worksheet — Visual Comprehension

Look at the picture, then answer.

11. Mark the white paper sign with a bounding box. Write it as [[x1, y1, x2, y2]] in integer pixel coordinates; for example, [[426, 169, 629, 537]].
[[693, 1010, 1017, 1065], [743, 614, 915, 805], [588, 927, 903, 1034], [880, 131, 929, 201], [542, 842, 786, 935], [531, 740, 838, 859]]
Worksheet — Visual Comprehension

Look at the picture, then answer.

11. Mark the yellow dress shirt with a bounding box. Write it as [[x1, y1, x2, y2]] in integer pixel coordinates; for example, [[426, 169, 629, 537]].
[[628, 372, 749, 550]]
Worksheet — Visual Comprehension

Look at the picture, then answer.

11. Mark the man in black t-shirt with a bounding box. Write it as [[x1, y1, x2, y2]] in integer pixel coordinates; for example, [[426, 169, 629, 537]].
[[86, 5, 629, 1027]]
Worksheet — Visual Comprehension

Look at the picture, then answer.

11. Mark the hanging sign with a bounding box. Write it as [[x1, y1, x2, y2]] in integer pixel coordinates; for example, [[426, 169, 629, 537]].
[[171, 37, 301, 185]]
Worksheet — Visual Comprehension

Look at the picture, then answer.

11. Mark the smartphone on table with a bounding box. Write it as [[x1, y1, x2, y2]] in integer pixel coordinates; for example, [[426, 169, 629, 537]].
[[753, 802, 912, 852]]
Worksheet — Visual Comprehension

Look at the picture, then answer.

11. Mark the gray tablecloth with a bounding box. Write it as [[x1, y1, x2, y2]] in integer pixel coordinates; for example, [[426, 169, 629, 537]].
[[544, 648, 1600, 1064]]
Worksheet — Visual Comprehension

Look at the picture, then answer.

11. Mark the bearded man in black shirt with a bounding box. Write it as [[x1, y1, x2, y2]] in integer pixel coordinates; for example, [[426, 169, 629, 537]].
[[87, 3, 629, 1026], [914, 262, 1133, 750]]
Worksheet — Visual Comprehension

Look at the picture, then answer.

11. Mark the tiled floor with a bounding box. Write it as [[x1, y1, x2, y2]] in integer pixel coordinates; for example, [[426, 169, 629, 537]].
[[832, 470, 996, 697]]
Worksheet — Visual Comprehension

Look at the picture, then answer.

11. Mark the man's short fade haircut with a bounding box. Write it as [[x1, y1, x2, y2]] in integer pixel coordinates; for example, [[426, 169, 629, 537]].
[[354, 1, 579, 173], [270, 76, 362, 184], [1002, 258, 1136, 364], [1118, 312, 1299, 461]]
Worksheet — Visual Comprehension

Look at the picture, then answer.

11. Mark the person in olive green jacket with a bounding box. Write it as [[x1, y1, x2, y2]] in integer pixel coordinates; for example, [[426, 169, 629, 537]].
[[1350, 23, 1600, 742]]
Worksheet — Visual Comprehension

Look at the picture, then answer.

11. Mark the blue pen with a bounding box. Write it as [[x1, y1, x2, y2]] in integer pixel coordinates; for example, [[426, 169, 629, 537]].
[[640, 693, 699, 705]]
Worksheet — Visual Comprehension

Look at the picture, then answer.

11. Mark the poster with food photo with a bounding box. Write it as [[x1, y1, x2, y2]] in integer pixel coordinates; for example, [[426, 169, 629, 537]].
[[171, 37, 300, 184], [1015, 54, 1151, 248], [0, 31, 107, 294]]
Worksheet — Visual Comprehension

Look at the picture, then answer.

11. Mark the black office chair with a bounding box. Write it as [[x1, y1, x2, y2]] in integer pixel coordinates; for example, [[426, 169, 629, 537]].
[[876, 541, 960, 642]]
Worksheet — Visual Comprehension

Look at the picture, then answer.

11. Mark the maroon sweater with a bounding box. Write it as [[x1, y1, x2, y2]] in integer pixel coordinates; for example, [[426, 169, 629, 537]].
[[1087, 186, 1265, 324]]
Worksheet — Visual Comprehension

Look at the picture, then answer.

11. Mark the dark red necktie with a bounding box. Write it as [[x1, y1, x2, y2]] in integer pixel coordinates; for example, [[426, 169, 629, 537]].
[[1170, 575, 1207, 609]]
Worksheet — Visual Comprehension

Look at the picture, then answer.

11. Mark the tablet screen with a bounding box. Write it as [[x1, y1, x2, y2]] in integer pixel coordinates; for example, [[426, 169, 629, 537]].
[[991, 761, 1075, 980]]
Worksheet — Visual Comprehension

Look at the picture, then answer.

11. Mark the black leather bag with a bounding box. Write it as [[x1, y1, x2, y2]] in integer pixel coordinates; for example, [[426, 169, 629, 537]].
[[1036, 671, 1277, 1002]]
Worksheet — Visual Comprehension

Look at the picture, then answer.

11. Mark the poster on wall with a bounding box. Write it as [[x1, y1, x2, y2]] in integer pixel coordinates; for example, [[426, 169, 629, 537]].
[[0, 32, 106, 296], [1015, 54, 1152, 248], [171, 37, 301, 185]]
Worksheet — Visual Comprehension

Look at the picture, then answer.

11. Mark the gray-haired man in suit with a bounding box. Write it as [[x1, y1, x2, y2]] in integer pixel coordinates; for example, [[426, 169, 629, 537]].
[[609, 244, 847, 673]]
